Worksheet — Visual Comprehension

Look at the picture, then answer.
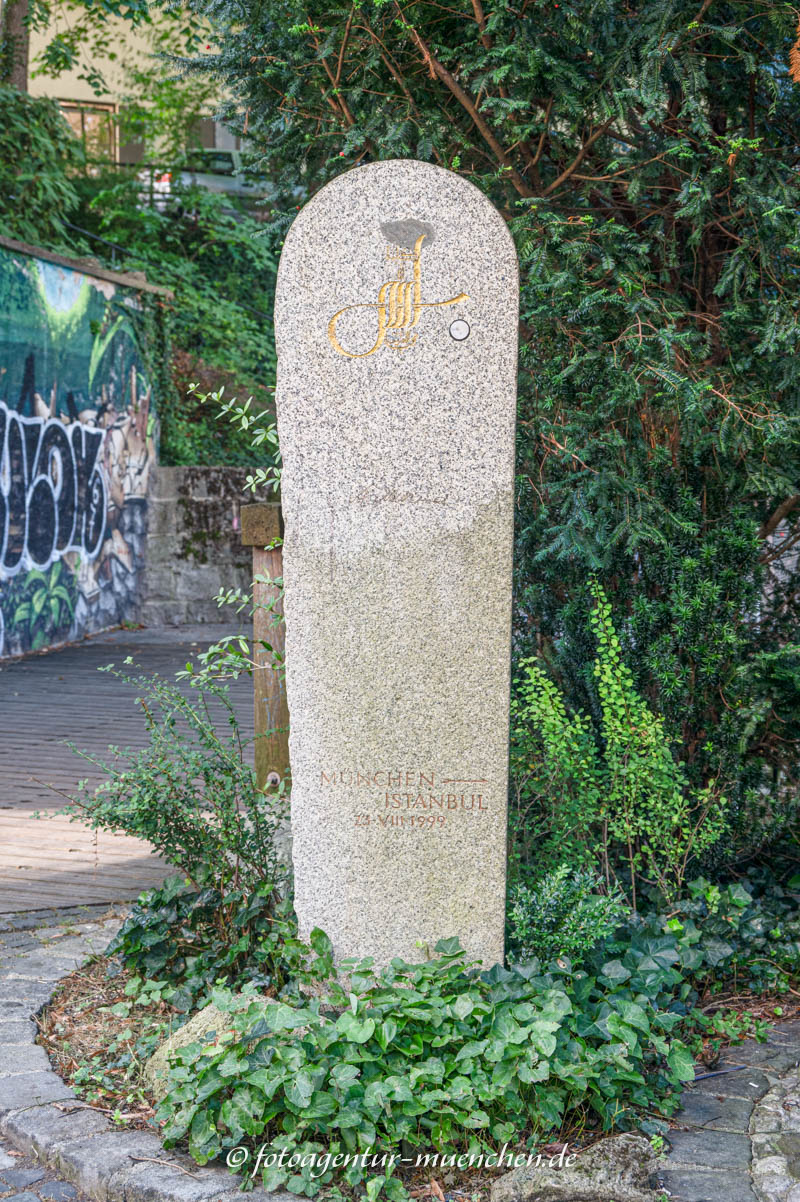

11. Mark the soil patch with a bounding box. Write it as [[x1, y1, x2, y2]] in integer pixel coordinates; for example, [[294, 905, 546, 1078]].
[[38, 957, 178, 1130]]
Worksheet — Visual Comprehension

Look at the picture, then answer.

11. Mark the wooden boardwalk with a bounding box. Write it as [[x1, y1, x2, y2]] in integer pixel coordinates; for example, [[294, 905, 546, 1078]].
[[0, 625, 253, 913]]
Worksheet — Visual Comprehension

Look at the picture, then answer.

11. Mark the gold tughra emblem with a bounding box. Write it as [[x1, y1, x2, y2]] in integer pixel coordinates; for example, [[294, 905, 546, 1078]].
[[327, 223, 468, 359]]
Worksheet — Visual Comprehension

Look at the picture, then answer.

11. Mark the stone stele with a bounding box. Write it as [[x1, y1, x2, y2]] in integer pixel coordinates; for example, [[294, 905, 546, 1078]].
[[275, 159, 518, 968]]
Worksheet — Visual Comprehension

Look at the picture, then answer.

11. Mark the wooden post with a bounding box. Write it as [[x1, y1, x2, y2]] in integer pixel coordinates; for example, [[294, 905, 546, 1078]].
[[241, 502, 289, 791]]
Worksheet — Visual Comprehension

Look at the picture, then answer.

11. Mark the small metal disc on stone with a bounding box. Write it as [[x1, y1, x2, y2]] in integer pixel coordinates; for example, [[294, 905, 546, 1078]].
[[275, 159, 519, 968]]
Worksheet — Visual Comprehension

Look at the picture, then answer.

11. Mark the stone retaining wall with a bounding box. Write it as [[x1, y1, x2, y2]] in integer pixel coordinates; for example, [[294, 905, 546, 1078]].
[[141, 465, 266, 626]]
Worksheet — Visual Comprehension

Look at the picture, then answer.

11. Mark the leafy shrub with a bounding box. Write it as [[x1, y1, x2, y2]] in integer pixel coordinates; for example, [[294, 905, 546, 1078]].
[[507, 866, 628, 967], [511, 582, 729, 906], [59, 173, 280, 468], [158, 937, 694, 1195], [644, 874, 800, 998], [63, 670, 287, 895], [0, 87, 82, 242], [109, 875, 304, 1007], [165, 352, 275, 469]]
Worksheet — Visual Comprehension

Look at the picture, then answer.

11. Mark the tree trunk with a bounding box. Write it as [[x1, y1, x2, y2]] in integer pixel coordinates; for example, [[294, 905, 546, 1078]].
[[1, 0, 30, 90]]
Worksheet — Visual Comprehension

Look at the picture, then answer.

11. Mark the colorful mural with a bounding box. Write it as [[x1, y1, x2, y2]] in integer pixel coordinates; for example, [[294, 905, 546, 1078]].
[[0, 241, 158, 657]]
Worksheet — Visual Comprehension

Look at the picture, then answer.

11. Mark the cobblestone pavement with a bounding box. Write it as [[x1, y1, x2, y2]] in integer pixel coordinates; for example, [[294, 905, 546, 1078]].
[[655, 1025, 800, 1201], [0, 1139, 85, 1202], [0, 908, 284, 1202], [1, 908, 799, 1201], [0, 907, 121, 1202]]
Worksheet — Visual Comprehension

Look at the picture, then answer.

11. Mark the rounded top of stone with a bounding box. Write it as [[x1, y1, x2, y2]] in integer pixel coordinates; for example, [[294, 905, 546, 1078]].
[[281, 158, 517, 270]]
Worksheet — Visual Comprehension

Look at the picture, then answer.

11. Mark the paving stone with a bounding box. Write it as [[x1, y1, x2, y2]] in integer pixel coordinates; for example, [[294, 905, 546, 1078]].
[[676, 1090, 754, 1132], [38, 1181, 79, 1201], [32, 937, 111, 962], [776, 1130, 800, 1176], [752, 1097, 793, 1134], [0, 914, 46, 931], [53, 1130, 167, 1198], [719, 1045, 800, 1075], [691, 1068, 771, 1101], [771, 1023, 800, 1043], [751, 1151, 795, 1198], [0, 982, 55, 1008], [0, 1003, 38, 1024], [0, 1021, 37, 1044], [32, 925, 95, 943], [1, 1103, 110, 1158], [0, 933, 42, 951], [0, 1072, 75, 1119], [0, 1166, 46, 1187], [5, 956, 85, 982], [658, 1167, 758, 1201], [0, 1043, 52, 1076], [217, 1190, 298, 1202], [0, 1149, 15, 1169], [666, 1129, 751, 1169], [107, 1157, 254, 1202], [2, 1193, 41, 1202]]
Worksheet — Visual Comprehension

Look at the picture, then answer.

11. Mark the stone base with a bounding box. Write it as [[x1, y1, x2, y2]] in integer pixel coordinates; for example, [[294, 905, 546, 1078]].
[[491, 1134, 660, 1202]]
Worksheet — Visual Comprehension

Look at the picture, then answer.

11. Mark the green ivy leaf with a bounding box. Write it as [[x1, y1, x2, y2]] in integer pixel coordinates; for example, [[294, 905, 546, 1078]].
[[667, 1043, 696, 1082], [335, 1012, 376, 1043]]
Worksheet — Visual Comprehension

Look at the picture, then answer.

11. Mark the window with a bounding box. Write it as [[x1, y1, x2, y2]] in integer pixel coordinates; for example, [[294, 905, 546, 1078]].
[[59, 101, 117, 162]]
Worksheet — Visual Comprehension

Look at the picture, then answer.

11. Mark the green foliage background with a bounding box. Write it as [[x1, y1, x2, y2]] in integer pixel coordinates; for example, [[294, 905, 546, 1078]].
[[0, 87, 83, 242], [67, 175, 280, 465], [175, 0, 800, 864]]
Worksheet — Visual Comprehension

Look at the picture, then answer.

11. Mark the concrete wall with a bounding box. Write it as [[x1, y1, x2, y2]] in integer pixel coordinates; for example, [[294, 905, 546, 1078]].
[[142, 466, 266, 626]]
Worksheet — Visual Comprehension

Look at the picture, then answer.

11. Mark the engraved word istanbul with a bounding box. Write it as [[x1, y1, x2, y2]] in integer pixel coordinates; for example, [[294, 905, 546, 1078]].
[[327, 219, 468, 359], [320, 767, 490, 830]]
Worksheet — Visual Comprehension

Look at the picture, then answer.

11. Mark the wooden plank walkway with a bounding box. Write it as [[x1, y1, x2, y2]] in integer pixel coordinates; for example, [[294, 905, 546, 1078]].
[[0, 625, 253, 913]]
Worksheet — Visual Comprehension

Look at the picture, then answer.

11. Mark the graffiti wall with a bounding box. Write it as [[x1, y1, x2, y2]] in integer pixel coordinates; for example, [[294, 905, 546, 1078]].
[[0, 239, 158, 657]]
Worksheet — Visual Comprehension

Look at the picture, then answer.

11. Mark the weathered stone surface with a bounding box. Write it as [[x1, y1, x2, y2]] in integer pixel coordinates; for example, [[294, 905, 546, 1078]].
[[144, 1003, 241, 1100], [106, 1156, 243, 1202], [658, 1167, 757, 1202], [676, 1089, 754, 1132], [0, 981, 56, 1010], [38, 1182, 79, 1201], [491, 1134, 660, 1202], [769, 1023, 800, 1044], [718, 1044, 800, 1074], [53, 1130, 165, 1198], [665, 1129, 751, 1169], [141, 466, 275, 626], [1, 1102, 110, 1158], [276, 159, 518, 967], [4, 955, 82, 982], [692, 1068, 771, 1101], [1, 1166, 46, 1187], [751, 1072, 800, 1200], [752, 1153, 798, 1202], [0, 1043, 51, 1076], [0, 1021, 37, 1045], [0, 1072, 75, 1119]]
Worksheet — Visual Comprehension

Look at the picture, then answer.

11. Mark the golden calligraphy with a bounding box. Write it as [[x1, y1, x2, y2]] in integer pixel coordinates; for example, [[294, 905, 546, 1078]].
[[327, 233, 468, 359]]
